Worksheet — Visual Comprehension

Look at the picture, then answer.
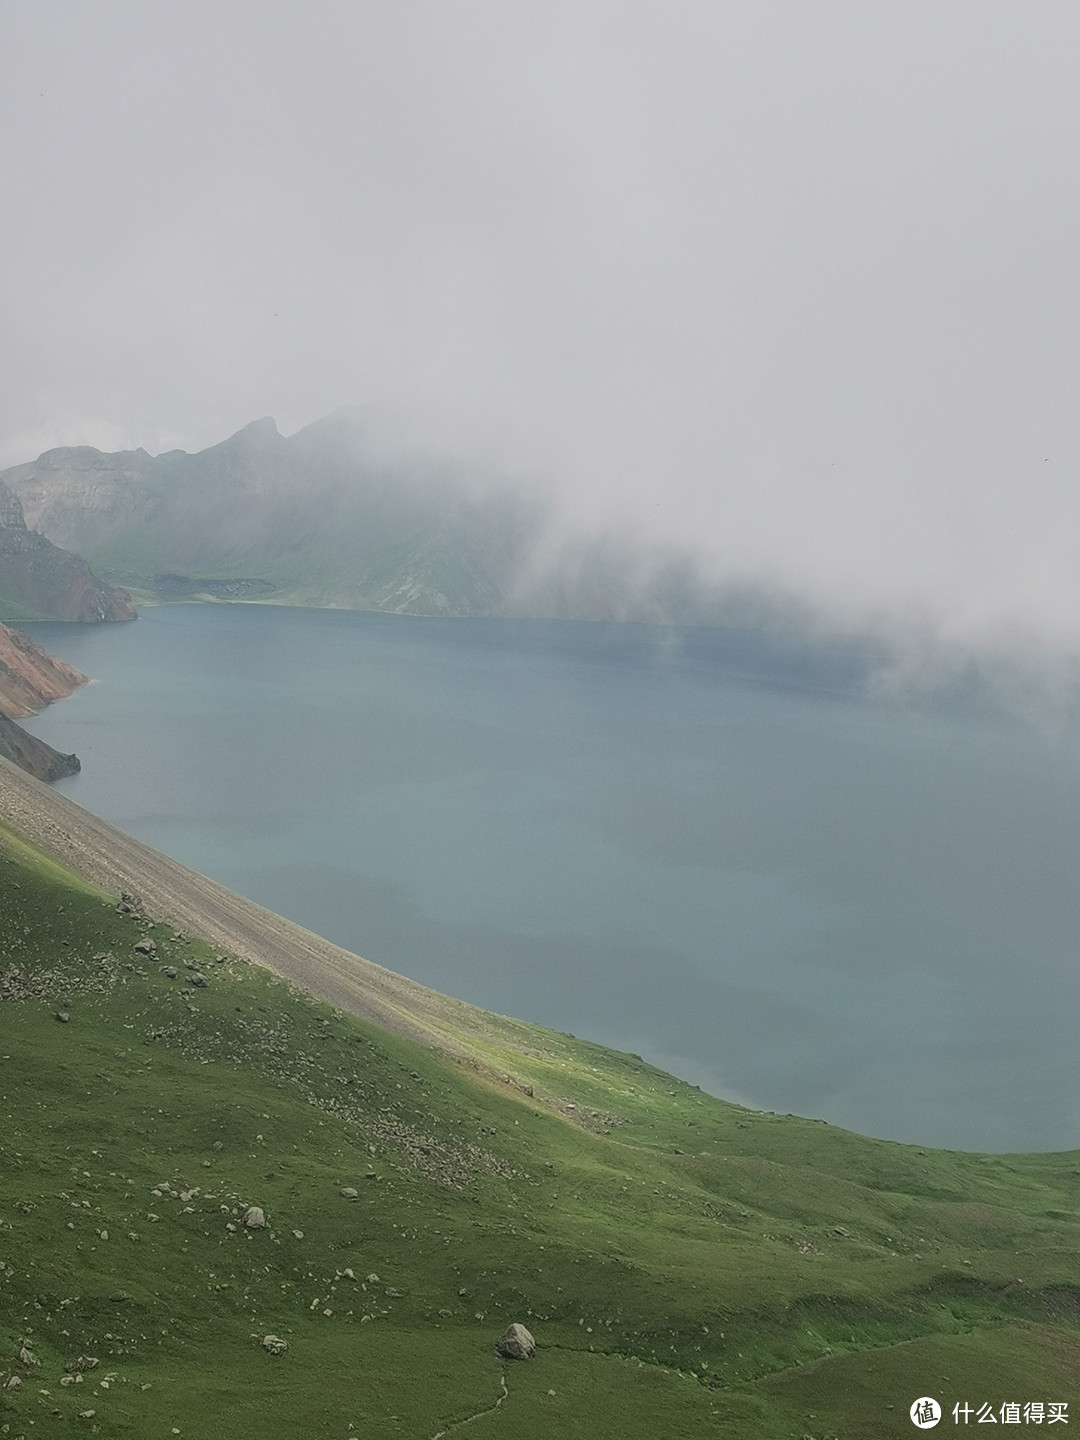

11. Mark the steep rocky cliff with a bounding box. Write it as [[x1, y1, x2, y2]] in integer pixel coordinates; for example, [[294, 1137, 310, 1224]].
[[0, 714, 79, 780], [0, 620, 87, 717], [0, 415, 538, 614], [0, 478, 136, 621], [0, 620, 86, 779], [0, 412, 731, 623]]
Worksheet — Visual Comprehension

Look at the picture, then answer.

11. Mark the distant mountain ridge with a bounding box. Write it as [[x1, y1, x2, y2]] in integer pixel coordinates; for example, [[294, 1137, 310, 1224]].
[[0, 410, 737, 623]]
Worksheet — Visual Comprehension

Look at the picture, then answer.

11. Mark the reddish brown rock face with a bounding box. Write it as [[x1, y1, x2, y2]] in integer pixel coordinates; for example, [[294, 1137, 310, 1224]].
[[0, 621, 87, 718], [0, 620, 86, 780]]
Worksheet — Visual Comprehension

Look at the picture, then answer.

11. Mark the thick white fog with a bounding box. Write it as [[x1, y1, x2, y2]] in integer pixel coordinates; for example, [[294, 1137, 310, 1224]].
[[3, 2, 1080, 644]]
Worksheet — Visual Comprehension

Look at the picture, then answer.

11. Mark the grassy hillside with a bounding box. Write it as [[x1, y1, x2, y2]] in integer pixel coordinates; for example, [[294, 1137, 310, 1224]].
[[2, 822, 1080, 1438]]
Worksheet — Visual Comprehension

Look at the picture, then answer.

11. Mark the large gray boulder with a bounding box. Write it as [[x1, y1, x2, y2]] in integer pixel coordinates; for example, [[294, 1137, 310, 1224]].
[[495, 1323, 536, 1360]]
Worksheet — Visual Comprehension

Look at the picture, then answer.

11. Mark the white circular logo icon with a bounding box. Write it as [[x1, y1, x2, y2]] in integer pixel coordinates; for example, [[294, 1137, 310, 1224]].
[[911, 1397, 942, 1428]]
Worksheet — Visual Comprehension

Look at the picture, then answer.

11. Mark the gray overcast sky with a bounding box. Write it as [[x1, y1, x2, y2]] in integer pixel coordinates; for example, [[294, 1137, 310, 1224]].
[[3, 2, 1080, 643]]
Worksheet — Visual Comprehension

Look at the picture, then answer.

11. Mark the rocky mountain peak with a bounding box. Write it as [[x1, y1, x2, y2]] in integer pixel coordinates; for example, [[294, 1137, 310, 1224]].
[[240, 416, 279, 439], [215, 417, 282, 461]]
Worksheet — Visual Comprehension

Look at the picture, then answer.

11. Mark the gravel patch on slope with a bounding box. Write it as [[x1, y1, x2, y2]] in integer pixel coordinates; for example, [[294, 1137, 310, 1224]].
[[0, 754, 505, 1056]]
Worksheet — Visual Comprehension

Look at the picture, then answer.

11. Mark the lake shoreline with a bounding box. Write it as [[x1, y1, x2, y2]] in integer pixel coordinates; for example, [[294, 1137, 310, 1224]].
[[16, 603, 1080, 1153]]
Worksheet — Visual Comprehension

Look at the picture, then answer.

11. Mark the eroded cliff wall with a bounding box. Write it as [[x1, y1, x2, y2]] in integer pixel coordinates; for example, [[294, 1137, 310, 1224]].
[[0, 620, 86, 780], [0, 620, 88, 718], [0, 478, 136, 621]]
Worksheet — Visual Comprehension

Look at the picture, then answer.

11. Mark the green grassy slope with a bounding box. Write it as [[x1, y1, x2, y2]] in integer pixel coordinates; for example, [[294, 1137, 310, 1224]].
[[0, 597, 51, 623], [2, 823, 1079, 1438]]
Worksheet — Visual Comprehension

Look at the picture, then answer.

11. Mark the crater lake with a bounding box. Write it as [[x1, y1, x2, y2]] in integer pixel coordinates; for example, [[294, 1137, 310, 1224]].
[[21, 602, 1080, 1152]]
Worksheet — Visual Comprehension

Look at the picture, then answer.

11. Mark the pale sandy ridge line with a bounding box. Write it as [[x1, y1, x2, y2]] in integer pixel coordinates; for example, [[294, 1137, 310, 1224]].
[[0, 753, 513, 1057]]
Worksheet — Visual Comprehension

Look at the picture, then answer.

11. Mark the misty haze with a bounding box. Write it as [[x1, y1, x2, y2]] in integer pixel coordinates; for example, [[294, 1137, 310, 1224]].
[[8, 6, 1080, 1429], [2, 0, 1080, 1148]]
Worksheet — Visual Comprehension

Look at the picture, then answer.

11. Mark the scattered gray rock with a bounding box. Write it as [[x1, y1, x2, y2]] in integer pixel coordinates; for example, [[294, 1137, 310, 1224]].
[[65, 1356, 99, 1374], [495, 1323, 536, 1360], [55, 1010, 70, 1023], [4, 1374, 22, 1389], [262, 1334, 288, 1355], [339, 1186, 358, 1199], [243, 1205, 266, 1230], [161, 965, 178, 979], [188, 972, 208, 987], [18, 1344, 39, 1368], [133, 937, 156, 955], [108, 1291, 130, 1303]]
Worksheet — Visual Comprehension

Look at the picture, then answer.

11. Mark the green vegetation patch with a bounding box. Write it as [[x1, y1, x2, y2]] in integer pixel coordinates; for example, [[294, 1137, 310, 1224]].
[[0, 595, 50, 624], [2, 828, 1080, 1437]]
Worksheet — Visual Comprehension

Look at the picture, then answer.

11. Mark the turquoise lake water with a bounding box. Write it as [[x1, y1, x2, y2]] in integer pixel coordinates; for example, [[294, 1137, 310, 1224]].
[[21, 604, 1080, 1152]]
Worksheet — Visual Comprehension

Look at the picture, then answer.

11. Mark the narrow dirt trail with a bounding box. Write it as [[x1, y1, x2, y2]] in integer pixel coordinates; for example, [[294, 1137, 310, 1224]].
[[430, 1374, 509, 1439]]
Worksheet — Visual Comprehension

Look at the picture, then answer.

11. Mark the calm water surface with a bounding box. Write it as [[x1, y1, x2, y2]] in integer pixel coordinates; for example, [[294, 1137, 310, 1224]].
[[22, 604, 1080, 1152]]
